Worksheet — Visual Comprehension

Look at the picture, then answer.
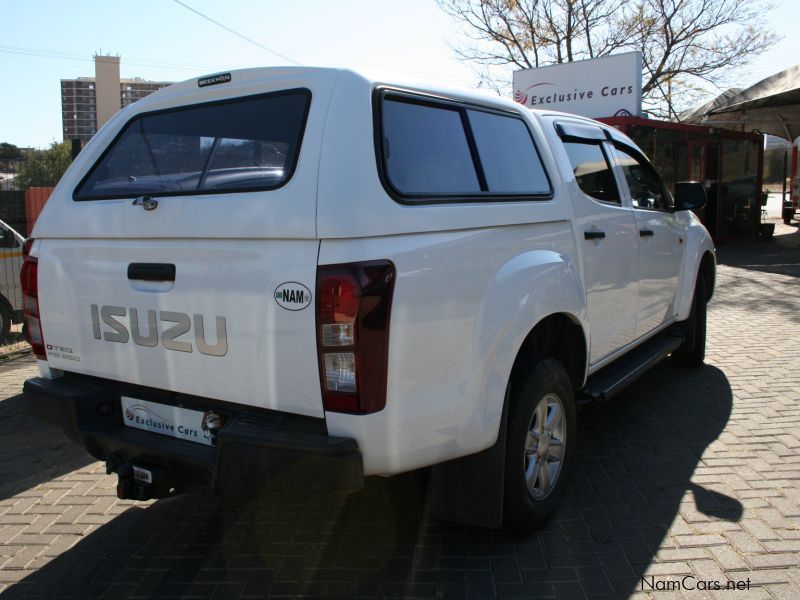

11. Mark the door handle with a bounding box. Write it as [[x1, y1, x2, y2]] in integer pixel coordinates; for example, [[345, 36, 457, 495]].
[[584, 231, 606, 240], [128, 263, 176, 282], [639, 229, 655, 237], [132, 196, 158, 211]]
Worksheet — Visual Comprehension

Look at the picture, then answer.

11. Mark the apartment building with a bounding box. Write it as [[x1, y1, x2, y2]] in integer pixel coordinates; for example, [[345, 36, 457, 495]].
[[61, 55, 172, 145]]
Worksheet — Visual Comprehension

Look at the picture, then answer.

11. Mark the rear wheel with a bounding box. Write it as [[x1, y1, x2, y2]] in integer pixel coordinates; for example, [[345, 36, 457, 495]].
[[0, 303, 12, 339], [504, 358, 576, 533], [674, 273, 707, 366]]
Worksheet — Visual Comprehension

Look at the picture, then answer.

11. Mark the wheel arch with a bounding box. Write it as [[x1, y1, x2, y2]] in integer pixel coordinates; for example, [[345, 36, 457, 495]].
[[676, 223, 716, 320], [510, 312, 588, 392], [477, 247, 588, 444], [431, 311, 587, 530]]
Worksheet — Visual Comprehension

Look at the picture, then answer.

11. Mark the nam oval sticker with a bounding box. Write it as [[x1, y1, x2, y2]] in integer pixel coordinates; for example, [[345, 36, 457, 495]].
[[274, 282, 312, 311]]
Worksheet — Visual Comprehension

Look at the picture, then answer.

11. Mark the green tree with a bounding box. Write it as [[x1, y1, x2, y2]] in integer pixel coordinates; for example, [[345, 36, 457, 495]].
[[0, 142, 22, 173], [436, 0, 773, 118], [0, 142, 21, 160], [15, 142, 73, 190]]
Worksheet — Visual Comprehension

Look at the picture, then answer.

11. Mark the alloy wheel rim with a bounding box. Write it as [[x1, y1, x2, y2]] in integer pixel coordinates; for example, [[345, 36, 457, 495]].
[[524, 392, 566, 500]]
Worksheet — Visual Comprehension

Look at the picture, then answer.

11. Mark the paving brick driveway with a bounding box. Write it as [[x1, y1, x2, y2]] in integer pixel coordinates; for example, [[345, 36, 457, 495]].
[[1, 225, 799, 599]]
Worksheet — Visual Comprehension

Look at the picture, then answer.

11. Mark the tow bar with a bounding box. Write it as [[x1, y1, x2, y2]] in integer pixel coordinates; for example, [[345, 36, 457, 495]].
[[106, 455, 179, 501]]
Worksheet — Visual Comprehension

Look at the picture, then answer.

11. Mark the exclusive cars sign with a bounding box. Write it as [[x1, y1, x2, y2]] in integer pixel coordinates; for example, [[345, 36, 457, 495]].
[[513, 51, 643, 118]]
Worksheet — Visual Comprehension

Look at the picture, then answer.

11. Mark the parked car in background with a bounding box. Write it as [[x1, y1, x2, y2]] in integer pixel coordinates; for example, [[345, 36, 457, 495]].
[[0, 218, 24, 336]]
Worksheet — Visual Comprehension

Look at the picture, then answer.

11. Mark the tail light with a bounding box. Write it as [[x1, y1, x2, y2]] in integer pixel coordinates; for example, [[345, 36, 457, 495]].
[[316, 260, 395, 414], [20, 242, 46, 359]]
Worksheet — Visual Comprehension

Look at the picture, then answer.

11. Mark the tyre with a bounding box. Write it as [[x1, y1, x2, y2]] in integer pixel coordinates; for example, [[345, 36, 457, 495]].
[[0, 303, 12, 339], [673, 273, 707, 366], [504, 358, 576, 533]]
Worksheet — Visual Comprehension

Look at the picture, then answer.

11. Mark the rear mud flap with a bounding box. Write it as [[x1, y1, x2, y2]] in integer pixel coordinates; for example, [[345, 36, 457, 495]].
[[430, 389, 508, 529]]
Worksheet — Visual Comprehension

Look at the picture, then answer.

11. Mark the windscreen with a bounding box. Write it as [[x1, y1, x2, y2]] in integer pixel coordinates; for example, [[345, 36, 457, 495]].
[[74, 89, 310, 200]]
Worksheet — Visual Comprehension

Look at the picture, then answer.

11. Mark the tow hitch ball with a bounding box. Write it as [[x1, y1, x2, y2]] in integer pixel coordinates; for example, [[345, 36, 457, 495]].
[[106, 455, 175, 501]]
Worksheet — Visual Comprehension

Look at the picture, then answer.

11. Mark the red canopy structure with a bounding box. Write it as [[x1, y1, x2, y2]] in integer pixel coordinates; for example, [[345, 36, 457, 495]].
[[681, 66, 800, 223]]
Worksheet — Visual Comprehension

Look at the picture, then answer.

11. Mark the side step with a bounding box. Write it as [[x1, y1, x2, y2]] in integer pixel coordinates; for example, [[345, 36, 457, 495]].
[[577, 332, 684, 405]]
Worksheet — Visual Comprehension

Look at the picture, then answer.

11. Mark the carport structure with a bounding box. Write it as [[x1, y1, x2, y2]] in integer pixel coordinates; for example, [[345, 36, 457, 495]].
[[598, 116, 762, 241], [682, 65, 800, 223], [690, 65, 800, 141]]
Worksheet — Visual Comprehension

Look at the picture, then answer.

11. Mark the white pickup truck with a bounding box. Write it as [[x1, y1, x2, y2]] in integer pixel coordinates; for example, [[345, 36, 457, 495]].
[[23, 67, 715, 531]]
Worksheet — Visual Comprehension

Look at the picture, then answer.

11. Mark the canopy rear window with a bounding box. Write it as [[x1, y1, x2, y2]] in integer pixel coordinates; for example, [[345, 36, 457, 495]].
[[74, 89, 311, 201]]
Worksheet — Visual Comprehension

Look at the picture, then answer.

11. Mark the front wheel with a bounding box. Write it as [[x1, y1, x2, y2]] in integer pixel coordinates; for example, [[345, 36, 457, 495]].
[[674, 273, 707, 366], [504, 358, 576, 533], [0, 303, 12, 339]]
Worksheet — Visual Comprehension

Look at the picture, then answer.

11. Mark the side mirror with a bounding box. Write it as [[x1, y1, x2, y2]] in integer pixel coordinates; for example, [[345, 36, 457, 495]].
[[674, 181, 707, 211]]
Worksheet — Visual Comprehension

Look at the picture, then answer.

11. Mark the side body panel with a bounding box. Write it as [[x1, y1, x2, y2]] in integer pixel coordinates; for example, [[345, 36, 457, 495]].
[[538, 117, 640, 364], [321, 225, 587, 476], [536, 111, 714, 374], [628, 207, 684, 336], [585, 208, 713, 375], [316, 78, 588, 475]]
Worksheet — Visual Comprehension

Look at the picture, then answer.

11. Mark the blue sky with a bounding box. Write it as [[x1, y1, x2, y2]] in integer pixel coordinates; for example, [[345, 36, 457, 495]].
[[2, 0, 798, 148]]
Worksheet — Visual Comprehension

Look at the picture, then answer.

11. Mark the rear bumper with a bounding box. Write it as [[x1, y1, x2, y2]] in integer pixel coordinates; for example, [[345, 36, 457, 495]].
[[24, 375, 364, 498]]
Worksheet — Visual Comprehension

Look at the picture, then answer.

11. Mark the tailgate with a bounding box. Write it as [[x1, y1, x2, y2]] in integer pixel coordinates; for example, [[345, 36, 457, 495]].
[[37, 238, 324, 417]]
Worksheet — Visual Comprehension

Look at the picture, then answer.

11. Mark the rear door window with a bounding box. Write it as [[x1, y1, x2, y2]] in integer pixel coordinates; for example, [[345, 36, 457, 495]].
[[562, 142, 620, 204], [74, 89, 311, 200], [378, 93, 552, 201]]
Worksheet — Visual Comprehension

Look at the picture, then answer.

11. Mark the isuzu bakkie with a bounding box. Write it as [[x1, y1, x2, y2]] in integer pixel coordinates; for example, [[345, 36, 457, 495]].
[[22, 67, 715, 530]]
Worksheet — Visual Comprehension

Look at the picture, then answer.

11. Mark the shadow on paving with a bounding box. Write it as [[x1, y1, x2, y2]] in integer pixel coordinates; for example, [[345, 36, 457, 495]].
[[713, 227, 800, 323], [6, 361, 734, 599], [0, 390, 94, 502], [716, 225, 800, 278]]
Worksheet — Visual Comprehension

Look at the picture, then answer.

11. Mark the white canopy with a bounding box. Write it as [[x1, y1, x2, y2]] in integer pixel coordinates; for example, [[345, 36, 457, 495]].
[[681, 65, 800, 142]]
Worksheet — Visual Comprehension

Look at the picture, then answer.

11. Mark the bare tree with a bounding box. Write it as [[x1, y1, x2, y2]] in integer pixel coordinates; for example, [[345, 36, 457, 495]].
[[437, 0, 773, 118]]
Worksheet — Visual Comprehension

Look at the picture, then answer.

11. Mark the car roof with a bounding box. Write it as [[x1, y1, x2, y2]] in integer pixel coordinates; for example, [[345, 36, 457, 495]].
[[126, 66, 540, 119]]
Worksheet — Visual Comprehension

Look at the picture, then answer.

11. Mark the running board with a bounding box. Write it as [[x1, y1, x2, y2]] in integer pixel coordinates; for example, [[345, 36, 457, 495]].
[[577, 333, 684, 404]]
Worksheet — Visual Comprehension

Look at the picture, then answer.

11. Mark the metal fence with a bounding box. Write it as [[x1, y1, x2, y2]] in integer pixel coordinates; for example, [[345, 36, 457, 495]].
[[0, 240, 28, 357]]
